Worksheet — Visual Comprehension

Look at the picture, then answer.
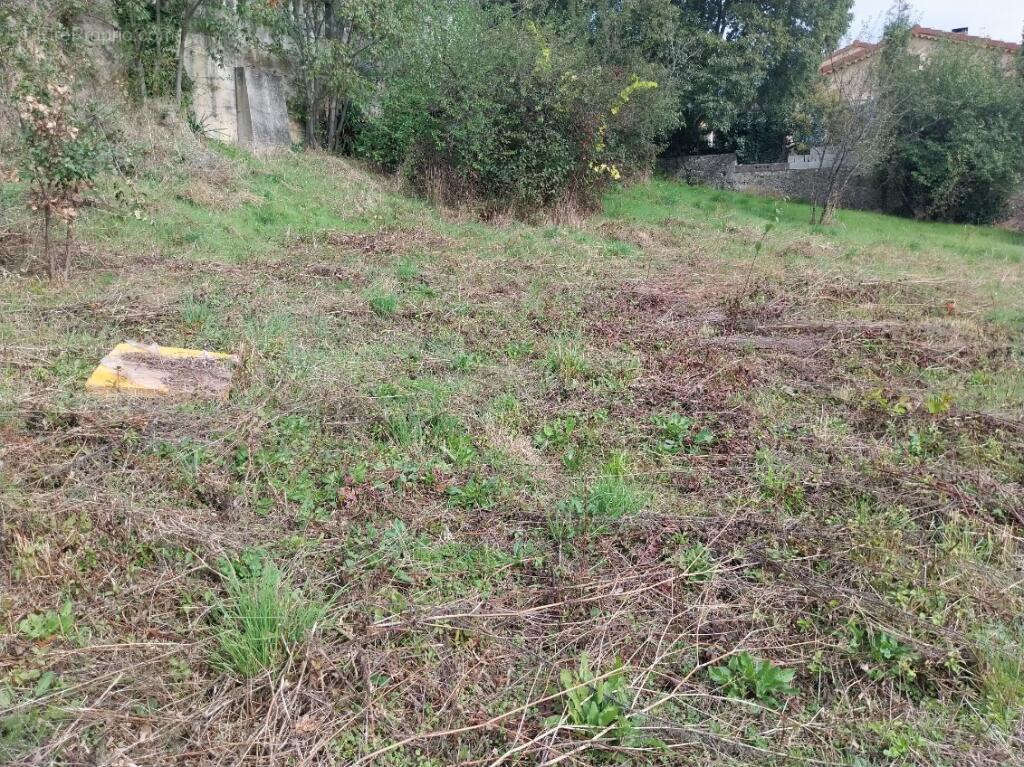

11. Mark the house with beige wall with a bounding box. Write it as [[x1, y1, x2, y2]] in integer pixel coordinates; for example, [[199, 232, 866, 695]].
[[821, 25, 1021, 101]]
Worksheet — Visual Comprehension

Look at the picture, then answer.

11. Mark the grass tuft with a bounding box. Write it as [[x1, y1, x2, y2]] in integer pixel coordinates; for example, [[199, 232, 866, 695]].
[[211, 564, 325, 679]]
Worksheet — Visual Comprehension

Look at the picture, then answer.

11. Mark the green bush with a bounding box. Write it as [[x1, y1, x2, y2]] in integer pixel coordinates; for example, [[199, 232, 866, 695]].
[[356, 2, 678, 213], [878, 43, 1024, 224]]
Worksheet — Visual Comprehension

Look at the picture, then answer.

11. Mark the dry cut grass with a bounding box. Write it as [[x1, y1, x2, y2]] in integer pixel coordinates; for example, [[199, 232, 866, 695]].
[[1, 148, 1024, 766]]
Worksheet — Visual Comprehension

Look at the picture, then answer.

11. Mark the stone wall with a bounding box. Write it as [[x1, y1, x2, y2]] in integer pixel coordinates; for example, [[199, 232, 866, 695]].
[[668, 153, 881, 212], [673, 153, 738, 186], [732, 166, 880, 211]]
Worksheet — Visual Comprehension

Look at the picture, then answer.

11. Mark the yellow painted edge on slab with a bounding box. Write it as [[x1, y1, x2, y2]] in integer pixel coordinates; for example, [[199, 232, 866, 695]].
[[84, 364, 171, 395], [107, 342, 236, 360], [85, 341, 238, 396]]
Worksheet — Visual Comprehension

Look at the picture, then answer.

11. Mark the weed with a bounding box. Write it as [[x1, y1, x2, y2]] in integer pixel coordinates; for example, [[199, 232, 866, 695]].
[[533, 415, 578, 451], [754, 449, 806, 513], [395, 259, 420, 282], [977, 627, 1024, 728], [586, 475, 647, 519], [447, 476, 500, 509], [18, 601, 74, 640], [651, 412, 715, 455], [504, 339, 533, 359], [452, 352, 482, 372], [211, 564, 325, 678], [439, 430, 477, 467], [545, 341, 589, 386], [369, 291, 399, 317], [925, 392, 954, 415], [708, 652, 797, 708], [671, 537, 715, 582], [217, 548, 268, 581], [846, 621, 921, 684], [548, 501, 582, 544], [546, 654, 660, 748], [233, 416, 344, 521], [903, 424, 943, 458]]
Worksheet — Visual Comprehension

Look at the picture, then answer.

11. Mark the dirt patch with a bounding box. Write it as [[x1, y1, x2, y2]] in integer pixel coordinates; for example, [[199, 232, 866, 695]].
[[602, 269, 1006, 366], [0, 229, 33, 270]]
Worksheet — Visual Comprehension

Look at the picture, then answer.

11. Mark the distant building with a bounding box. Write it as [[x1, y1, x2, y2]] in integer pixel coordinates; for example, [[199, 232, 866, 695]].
[[821, 25, 1021, 100]]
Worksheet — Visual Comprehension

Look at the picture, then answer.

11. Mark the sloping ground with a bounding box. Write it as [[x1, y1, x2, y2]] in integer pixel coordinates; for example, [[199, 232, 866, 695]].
[[2, 149, 1024, 766]]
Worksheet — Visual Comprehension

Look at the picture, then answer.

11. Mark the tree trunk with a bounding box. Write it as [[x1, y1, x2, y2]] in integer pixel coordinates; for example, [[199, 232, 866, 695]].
[[304, 80, 319, 147], [43, 207, 54, 280], [176, 2, 202, 107], [336, 100, 350, 152], [175, 21, 187, 106], [63, 219, 73, 280], [326, 98, 337, 152], [134, 33, 147, 102]]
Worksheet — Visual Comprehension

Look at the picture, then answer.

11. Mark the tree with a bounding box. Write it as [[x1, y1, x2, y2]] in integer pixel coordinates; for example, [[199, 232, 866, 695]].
[[175, 0, 209, 106], [248, 0, 412, 150], [804, 12, 914, 225], [877, 39, 1024, 223], [668, 0, 853, 161], [356, 2, 677, 212]]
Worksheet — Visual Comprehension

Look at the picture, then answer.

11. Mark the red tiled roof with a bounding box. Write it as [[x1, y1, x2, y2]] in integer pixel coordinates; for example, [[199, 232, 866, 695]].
[[911, 25, 1021, 53], [820, 40, 880, 74], [822, 25, 1021, 75]]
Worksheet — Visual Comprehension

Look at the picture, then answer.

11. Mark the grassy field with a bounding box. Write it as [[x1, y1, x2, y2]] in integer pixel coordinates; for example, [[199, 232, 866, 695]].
[[2, 144, 1024, 766]]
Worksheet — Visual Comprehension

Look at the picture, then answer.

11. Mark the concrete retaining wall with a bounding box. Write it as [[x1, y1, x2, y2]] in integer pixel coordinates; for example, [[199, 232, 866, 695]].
[[75, 13, 295, 150], [185, 37, 295, 149]]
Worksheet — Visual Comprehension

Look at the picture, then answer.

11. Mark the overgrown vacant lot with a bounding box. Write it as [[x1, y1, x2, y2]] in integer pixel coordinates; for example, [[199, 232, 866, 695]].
[[2, 146, 1024, 766]]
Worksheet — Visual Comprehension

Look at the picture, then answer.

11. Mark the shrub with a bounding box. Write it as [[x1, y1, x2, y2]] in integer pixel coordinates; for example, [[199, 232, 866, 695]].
[[16, 80, 105, 278], [357, 2, 678, 213], [3, 5, 111, 279], [877, 43, 1024, 224]]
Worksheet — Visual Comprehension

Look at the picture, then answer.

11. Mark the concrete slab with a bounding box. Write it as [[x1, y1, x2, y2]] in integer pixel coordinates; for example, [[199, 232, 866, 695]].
[[85, 342, 239, 399]]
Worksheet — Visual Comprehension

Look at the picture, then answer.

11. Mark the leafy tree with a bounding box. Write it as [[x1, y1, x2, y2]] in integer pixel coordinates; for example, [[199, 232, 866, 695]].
[[803, 9, 914, 225], [668, 0, 853, 161], [247, 0, 413, 150], [877, 42, 1024, 223]]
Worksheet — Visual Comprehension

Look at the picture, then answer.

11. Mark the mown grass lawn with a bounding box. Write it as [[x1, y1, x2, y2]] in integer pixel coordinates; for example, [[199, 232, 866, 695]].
[[2, 146, 1023, 766]]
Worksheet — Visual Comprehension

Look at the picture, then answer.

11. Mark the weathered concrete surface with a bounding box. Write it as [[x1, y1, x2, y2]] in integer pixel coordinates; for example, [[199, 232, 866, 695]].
[[234, 68, 292, 148], [186, 39, 294, 148], [86, 342, 240, 399], [73, 14, 296, 149]]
